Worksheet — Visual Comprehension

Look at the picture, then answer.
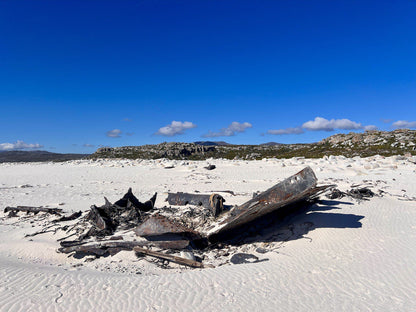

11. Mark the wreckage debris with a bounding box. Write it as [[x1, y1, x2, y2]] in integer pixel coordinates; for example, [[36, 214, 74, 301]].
[[206, 166, 331, 241], [85, 191, 158, 238], [114, 187, 157, 212], [326, 187, 375, 200], [134, 213, 204, 248], [58, 239, 190, 257], [167, 192, 225, 217], [230, 253, 265, 265], [204, 164, 216, 170], [52, 211, 82, 223], [4, 206, 63, 217], [134, 246, 213, 268], [6, 167, 347, 270]]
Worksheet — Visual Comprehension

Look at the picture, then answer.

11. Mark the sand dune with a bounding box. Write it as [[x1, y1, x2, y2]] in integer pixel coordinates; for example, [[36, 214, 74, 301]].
[[1, 156, 415, 311]]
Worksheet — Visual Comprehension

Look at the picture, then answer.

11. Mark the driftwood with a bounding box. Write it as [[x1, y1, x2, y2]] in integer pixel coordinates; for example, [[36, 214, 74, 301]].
[[4, 206, 63, 215], [134, 246, 213, 268], [25, 229, 56, 237]]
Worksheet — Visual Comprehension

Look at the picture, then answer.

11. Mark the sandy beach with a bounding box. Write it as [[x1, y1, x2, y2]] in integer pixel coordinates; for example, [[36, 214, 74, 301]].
[[1, 156, 415, 311]]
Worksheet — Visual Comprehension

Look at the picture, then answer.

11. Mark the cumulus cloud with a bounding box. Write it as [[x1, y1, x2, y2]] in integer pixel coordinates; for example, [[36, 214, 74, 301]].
[[364, 125, 378, 131], [155, 121, 197, 136], [0, 140, 43, 151], [267, 127, 304, 135], [106, 129, 122, 138], [302, 117, 363, 131], [203, 122, 252, 138], [392, 120, 416, 129]]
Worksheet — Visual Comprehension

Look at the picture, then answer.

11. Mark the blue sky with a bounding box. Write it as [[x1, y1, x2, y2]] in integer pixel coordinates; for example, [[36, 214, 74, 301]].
[[1, 0, 415, 153]]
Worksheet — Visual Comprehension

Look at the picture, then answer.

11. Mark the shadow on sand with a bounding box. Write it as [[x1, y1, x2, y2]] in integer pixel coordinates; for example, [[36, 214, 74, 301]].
[[212, 199, 364, 247]]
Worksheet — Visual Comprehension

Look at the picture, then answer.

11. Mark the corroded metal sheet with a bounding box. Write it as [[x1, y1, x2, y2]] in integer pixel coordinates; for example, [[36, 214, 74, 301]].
[[134, 214, 201, 241], [206, 166, 320, 237], [167, 192, 211, 207], [167, 192, 225, 217]]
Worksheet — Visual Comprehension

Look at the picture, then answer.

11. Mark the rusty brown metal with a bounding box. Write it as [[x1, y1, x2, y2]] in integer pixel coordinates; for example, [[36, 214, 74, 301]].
[[167, 192, 211, 207], [206, 166, 327, 238], [167, 192, 224, 216], [134, 214, 201, 242]]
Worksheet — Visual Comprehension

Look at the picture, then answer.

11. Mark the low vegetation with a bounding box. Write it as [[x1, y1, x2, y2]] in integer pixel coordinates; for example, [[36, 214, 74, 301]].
[[90, 129, 416, 160]]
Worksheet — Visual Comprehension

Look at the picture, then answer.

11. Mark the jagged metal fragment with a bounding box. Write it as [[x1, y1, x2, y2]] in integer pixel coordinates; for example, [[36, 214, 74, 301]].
[[206, 166, 329, 238], [114, 188, 157, 212]]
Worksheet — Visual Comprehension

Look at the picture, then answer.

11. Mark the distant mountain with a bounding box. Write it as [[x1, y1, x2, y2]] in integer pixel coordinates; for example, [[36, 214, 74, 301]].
[[260, 142, 283, 146], [0, 150, 88, 163], [193, 141, 232, 146]]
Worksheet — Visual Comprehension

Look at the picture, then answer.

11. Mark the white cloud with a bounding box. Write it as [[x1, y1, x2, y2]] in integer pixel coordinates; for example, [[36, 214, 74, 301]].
[[106, 129, 122, 138], [156, 121, 197, 136], [364, 125, 378, 131], [302, 117, 363, 131], [203, 122, 252, 138], [0, 140, 43, 151], [83, 144, 95, 147], [392, 120, 416, 129], [267, 127, 304, 135]]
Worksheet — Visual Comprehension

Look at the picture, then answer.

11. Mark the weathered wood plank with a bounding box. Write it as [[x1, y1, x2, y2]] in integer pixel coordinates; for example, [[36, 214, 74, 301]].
[[133, 246, 213, 268], [4, 206, 63, 215]]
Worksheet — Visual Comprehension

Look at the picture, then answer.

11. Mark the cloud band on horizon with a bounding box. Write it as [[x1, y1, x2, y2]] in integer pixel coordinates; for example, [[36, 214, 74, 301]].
[[0, 140, 43, 151], [392, 120, 416, 129], [268, 117, 377, 135]]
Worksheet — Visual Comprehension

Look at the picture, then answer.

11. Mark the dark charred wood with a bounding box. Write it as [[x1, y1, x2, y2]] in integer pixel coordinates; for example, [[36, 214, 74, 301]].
[[25, 229, 56, 237], [58, 239, 189, 256], [52, 211, 82, 223], [134, 246, 213, 268], [4, 206, 63, 215]]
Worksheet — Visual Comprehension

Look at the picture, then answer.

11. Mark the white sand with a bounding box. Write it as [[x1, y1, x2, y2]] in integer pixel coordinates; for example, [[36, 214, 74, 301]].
[[1, 156, 415, 311]]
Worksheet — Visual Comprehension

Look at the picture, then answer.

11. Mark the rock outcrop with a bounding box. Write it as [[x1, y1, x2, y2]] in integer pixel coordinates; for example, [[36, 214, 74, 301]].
[[91, 130, 416, 160]]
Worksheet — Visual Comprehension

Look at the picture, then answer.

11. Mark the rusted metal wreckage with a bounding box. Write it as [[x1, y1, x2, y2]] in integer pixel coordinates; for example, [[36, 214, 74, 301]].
[[62, 166, 332, 265], [205, 166, 330, 240], [8, 166, 332, 268], [127, 166, 331, 248]]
